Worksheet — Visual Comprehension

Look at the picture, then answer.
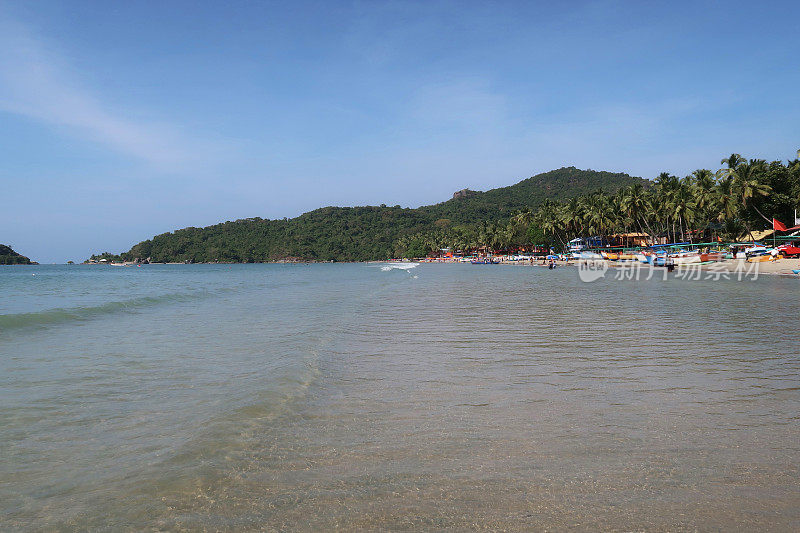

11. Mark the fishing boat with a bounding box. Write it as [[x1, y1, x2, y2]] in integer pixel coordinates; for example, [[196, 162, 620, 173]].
[[746, 254, 775, 263], [470, 258, 499, 264], [669, 251, 702, 264], [699, 251, 726, 262], [743, 243, 780, 260], [744, 243, 768, 256], [647, 243, 680, 266], [792, 269, 800, 275], [639, 251, 655, 264], [579, 251, 603, 260]]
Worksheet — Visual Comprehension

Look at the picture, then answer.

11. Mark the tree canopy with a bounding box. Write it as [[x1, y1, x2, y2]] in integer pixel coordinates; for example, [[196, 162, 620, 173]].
[[0, 245, 34, 265], [89, 155, 800, 262]]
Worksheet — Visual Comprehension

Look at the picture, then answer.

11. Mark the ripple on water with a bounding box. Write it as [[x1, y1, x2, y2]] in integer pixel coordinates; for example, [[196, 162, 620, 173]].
[[1, 264, 799, 530]]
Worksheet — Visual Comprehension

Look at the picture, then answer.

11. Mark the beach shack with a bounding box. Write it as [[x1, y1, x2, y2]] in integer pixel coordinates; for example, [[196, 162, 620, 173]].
[[568, 236, 605, 252], [610, 232, 651, 247]]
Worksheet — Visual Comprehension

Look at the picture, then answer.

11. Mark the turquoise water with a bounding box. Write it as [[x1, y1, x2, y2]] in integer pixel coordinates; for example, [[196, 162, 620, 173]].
[[1, 264, 799, 530]]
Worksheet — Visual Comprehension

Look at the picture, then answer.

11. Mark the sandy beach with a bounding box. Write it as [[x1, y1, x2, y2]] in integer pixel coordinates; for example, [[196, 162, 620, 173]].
[[732, 257, 800, 275], [600, 257, 800, 276], [486, 256, 800, 277]]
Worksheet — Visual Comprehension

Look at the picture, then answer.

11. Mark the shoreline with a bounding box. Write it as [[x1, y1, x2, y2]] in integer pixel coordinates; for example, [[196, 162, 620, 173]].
[[52, 257, 800, 277], [493, 257, 800, 276], [417, 256, 800, 277]]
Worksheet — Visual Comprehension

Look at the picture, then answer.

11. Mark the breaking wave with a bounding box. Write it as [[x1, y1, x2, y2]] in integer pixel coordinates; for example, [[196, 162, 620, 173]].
[[379, 262, 419, 271], [0, 291, 208, 332]]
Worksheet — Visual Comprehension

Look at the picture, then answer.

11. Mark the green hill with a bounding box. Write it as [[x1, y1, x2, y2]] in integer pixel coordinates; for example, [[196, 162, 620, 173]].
[[420, 167, 648, 224], [0, 244, 34, 265], [104, 167, 646, 263]]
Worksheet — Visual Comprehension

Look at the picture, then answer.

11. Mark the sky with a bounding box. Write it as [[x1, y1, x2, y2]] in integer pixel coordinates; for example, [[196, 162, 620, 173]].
[[1, 1, 798, 263]]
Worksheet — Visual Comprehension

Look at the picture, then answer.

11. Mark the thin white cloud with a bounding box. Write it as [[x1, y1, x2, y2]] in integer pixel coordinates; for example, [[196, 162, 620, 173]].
[[0, 15, 214, 170], [410, 80, 509, 133]]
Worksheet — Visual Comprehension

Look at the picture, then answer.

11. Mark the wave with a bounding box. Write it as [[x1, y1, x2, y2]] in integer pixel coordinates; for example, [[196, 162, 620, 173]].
[[0, 291, 207, 332], [379, 262, 419, 271]]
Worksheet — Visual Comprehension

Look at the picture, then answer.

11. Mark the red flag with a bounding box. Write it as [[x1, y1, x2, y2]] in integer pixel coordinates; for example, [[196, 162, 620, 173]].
[[773, 218, 788, 231]]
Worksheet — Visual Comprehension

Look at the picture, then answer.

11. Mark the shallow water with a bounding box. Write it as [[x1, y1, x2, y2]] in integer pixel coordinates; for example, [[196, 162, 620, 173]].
[[1, 263, 798, 530]]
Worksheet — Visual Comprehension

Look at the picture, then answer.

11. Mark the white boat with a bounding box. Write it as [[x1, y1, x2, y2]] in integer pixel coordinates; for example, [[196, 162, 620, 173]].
[[579, 251, 603, 260], [668, 252, 701, 264], [744, 243, 776, 258]]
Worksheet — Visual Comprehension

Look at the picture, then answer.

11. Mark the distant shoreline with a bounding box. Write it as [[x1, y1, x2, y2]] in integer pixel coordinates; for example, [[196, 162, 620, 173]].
[[38, 257, 797, 277]]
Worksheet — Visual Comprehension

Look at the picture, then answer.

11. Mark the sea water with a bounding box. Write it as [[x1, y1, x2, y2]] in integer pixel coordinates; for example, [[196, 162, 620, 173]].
[[1, 263, 798, 530]]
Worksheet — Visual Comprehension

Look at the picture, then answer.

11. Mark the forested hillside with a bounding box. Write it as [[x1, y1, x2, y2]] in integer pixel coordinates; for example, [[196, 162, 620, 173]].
[[419, 167, 648, 224], [97, 167, 645, 263], [93, 152, 800, 263], [0, 245, 34, 265]]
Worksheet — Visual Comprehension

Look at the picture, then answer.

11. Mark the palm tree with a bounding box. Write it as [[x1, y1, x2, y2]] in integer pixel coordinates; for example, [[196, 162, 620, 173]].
[[689, 169, 717, 240], [561, 197, 582, 237], [719, 153, 746, 178], [733, 159, 772, 232], [612, 189, 628, 235], [671, 181, 697, 242], [620, 184, 654, 241], [712, 156, 771, 238], [535, 200, 566, 248], [691, 169, 717, 210], [484, 221, 508, 253], [582, 193, 613, 238], [511, 207, 532, 226], [477, 222, 491, 250], [716, 174, 739, 222], [655, 172, 680, 241]]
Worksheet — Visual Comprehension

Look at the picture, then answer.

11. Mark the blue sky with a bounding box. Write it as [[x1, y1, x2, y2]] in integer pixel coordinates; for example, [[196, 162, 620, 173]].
[[1, 1, 798, 263]]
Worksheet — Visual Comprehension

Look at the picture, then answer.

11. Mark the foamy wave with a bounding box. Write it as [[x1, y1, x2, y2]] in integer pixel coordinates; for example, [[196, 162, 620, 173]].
[[379, 263, 419, 271]]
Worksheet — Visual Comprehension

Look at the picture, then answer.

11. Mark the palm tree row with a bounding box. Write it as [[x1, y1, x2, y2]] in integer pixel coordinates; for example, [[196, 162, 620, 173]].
[[395, 151, 800, 258], [532, 151, 800, 249]]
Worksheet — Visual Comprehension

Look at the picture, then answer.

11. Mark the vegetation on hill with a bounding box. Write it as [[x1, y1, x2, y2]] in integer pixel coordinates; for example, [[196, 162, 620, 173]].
[[531, 152, 800, 247], [86, 252, 126, 263], [117, 207, 432, 263], [417, 167, 648, 225], [99, 167, 644, 263], [401, 152, 800, 255], [0, 244, 34, 265], [91, 155, 800, 262]]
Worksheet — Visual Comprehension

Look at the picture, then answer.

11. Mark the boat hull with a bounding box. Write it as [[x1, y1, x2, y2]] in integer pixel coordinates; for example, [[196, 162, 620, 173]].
[[670, 253, 701, 265], [746, 255, 774, 263], [699, 252, 726, 262]]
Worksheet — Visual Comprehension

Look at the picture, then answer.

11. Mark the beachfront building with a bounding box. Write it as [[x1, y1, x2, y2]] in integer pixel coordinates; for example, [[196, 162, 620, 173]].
[[568, 236, 605, 252], [609, 232, 653, 247]]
